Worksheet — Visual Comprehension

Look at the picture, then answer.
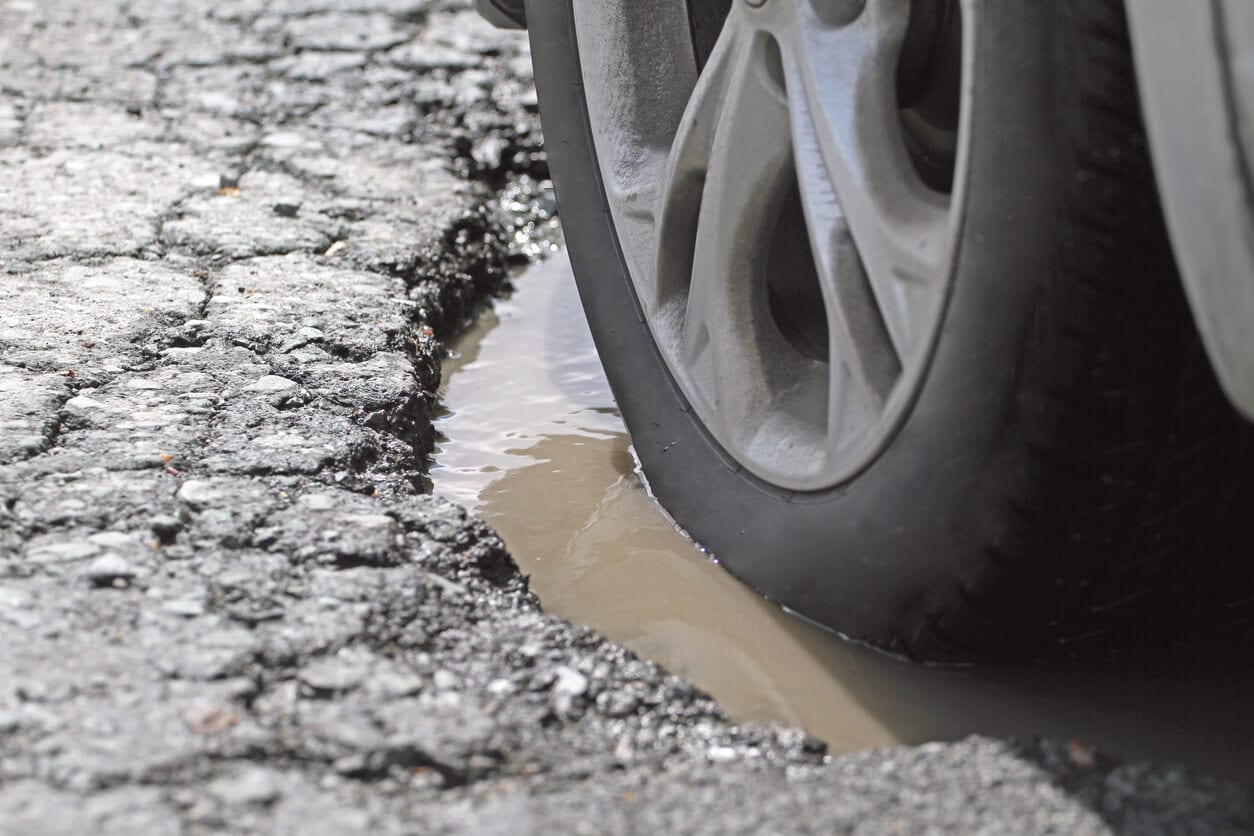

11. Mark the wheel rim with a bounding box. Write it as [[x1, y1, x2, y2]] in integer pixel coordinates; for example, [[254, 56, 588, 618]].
[[574, 0, 972, 491]]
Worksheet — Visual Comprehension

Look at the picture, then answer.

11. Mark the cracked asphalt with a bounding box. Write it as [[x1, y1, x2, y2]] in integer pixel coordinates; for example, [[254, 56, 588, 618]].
[[1, 0, 1252, 832]]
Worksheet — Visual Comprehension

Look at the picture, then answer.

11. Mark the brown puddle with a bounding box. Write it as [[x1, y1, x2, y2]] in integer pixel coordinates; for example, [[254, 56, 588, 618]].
[[432, 252, 1254, 781]]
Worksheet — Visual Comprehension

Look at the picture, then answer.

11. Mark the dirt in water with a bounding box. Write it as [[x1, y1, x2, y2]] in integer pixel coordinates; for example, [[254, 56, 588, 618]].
[[432, 252, 1254, 780]]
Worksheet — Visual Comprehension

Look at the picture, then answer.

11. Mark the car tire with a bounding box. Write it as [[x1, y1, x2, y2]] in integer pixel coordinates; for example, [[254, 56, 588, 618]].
[[526, 0, 1254, 660]]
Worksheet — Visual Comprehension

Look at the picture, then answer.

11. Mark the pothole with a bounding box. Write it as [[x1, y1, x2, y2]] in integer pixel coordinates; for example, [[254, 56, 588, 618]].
[[431, 250, 1254, 781]]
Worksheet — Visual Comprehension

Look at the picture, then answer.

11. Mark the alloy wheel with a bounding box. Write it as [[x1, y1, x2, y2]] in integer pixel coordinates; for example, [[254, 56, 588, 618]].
[[575, 0, 971, 490]]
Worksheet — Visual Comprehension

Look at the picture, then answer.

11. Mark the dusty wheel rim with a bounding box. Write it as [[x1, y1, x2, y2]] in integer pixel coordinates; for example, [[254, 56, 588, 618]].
[[574, 0, 972, 491]]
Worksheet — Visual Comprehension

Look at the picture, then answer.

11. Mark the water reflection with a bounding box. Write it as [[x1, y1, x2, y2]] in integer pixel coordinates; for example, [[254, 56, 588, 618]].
[[432, 252, 1254, 781]]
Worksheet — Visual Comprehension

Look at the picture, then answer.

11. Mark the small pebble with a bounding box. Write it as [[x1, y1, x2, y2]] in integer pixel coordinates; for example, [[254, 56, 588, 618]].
[[208, 767, 282, 806], [85, 554, 136, 588], [150, 514, 183, 543], [553, 666, 588, 697], [163, 597, 206, 618], [243, 375, 298, 393], [300, 658, 365, 694]]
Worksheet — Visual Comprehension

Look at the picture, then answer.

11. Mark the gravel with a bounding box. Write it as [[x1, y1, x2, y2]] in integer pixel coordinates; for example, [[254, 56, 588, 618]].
[[0, 0, 1252, 833]]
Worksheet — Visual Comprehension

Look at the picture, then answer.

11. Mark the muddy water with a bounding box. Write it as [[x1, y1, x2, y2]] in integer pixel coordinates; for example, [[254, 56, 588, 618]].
[[432, 252, 1254, 780]]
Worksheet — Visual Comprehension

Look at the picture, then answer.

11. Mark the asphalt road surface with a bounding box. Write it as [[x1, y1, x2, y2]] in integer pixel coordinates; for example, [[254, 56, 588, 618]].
[[0, 1, 1252, 832]]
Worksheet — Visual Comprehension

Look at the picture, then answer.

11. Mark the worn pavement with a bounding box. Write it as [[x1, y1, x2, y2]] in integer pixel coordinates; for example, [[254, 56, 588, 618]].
[[1, 0, 1252, 832]]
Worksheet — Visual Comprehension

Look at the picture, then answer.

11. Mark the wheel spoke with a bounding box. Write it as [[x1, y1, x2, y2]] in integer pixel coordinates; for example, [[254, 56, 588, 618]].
[[781, 1, 952, 359], [655, 16, 797, 436], [793, 104, 903, 417], [651, 15, 742, 315]]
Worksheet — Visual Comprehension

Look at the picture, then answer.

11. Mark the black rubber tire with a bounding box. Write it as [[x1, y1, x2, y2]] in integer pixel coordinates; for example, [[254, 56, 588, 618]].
[[526, 0, 1254, 660]]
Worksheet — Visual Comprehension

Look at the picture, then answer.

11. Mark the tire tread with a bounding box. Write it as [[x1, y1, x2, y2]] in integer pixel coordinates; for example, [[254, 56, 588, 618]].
[[907, 0, 1254, 660]]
